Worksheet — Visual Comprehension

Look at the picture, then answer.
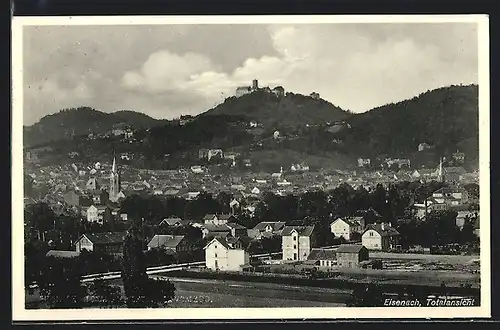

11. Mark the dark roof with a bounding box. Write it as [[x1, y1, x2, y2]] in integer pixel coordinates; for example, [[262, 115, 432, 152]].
[[281, 225, 315, 237], [450, 204, 474, 212], [354, 207, 382, 219], [218, 214, 234, 221], [205, 232, 231, 240], [147, 235, 185, 249], [474, 216, 480, 229], [364, 224, 400, 237], [432, 185, 462, 195], [226, 222, 247, 230], [226, 236, 252, 249], [204, 237, 231, 250], [203, 224, 232, 232], [79, 232, 127, 245], [308, 248, 336, 260], [253, 221, 286, 232], [160, 217, 183, 226], [443, 167, 467, 174], [336, 244, 366, 254], [203, 213, 216, 220], [46, 250, 81, 258]]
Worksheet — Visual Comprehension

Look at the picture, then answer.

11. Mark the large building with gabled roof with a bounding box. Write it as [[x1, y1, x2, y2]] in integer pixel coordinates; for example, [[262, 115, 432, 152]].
[[281, 225, 315, 261]]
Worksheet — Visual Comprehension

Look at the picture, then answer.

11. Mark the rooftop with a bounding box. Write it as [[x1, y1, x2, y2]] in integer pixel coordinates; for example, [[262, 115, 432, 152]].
[[281, 225, 315, 237], [336, 244, 366, 254], [79, 232, 127, 245], [147, 235, 185, 249]]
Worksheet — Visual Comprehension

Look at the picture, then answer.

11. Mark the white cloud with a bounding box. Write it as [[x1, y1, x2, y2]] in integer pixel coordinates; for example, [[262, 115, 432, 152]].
[[23, 74, 95, 125], [24, 23, 478, 125], [121, 50, 216, 94]]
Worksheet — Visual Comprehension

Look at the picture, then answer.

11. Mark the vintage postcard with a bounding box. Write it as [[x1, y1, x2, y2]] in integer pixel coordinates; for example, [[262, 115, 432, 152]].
[[12, 15, 490, 321]]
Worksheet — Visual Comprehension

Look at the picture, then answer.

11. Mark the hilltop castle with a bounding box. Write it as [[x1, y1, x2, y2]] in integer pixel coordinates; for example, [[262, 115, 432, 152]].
[[234, 79, 285, 98]]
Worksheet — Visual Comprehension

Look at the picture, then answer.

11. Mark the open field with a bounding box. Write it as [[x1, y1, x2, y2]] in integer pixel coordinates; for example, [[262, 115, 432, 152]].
[[165, 277, 348, 307], [26, 277, 348, 308], [370, 252, 480, 264]]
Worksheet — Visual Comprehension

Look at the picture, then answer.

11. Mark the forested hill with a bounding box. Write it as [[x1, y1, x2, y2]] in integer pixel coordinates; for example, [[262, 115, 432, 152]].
[[201, 90, 351, 128], [23, 107, 168, 148], [24, 84, 479, 170], [337, 84, 479, 160]]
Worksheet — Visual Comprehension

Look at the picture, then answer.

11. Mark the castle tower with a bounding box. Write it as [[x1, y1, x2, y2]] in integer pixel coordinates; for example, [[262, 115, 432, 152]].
[[252, 79, 259, 90]]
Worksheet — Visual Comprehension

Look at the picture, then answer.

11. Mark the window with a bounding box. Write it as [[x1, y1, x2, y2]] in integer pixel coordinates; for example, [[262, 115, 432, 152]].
[[293, 245, 297, 249], [293, 253, 297, 260], [293, 236, 297, 241], [214, 245, 217, 248], [370, 232, 374, 237], [215, 253, 217, 258]]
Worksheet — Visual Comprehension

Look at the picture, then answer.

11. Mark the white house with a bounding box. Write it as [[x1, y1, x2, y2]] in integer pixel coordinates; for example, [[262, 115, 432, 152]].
[[362, 223, 400, 251], [204, 237, 249, 271], [253, 221, 286, 235], [229, 199, 240, 214], [357, 158, 371, 168], [432, 186, 468, 205], [281, 225, 315, 261], [191, 166, 204, 174], [330, 217, 365, 241], [86, 205, 105, 224], [203, 214, 236, 226]]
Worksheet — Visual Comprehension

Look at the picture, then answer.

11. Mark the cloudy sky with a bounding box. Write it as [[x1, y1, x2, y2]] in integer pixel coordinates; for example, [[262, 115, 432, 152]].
[[22, 22, 478, 126]]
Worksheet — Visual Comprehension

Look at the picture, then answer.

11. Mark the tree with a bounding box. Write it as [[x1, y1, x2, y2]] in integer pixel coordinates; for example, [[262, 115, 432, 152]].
[[121, 225, 149, 307], [143, 278, 176, 307], [370, 184, 388, 219], [460, 215, 478, 245], [121, 225, 176, 307], [25, 202, 56, 240], [346, 283, 385, 307], [37, 257, 87, 308], [216, 191, 233, 214], [24, 239, 50, 288], [420, 210, 460, 247]]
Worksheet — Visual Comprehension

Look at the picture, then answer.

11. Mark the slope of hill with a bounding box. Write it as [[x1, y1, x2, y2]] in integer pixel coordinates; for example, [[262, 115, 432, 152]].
[[337, 84, 479, 161], [201, 90, 351, 128], [24, 85, 480, 171], [23, 107, 168, 147]]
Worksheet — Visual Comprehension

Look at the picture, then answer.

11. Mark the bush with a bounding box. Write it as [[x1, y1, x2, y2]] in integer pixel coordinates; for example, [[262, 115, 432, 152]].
[[372, 260, 383, 270], [86, 278, 124, 308]]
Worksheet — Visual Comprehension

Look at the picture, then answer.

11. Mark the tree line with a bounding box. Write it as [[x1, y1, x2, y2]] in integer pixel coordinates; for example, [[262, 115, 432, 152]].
[[29, 223, 176, 309]]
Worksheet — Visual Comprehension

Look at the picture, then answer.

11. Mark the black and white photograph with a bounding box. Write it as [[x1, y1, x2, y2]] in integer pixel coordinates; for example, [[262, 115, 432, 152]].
[[11, 15, 490, 320]]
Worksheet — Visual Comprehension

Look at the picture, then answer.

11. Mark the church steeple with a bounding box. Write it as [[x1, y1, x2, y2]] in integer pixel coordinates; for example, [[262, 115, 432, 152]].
[[109, 154, 121, 202]]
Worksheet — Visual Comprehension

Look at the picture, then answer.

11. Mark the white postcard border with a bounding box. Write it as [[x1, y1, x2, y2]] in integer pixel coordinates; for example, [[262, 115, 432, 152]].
[[11, 14, 491, 321]]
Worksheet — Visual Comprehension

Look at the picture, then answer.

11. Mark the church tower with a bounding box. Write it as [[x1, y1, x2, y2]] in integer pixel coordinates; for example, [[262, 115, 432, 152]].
[[438, 157, 444, 183], [109, 156, 121, 202]]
